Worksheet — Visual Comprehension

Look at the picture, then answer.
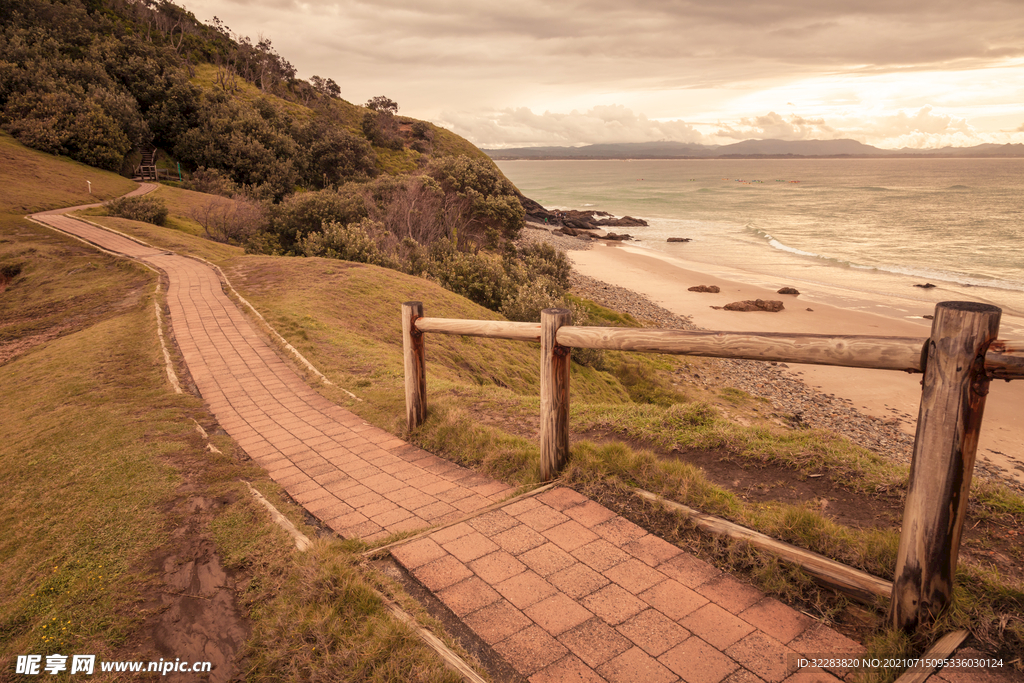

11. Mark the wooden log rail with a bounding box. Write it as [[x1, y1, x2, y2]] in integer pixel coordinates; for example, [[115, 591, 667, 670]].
[[400, 300, 1024, 634]]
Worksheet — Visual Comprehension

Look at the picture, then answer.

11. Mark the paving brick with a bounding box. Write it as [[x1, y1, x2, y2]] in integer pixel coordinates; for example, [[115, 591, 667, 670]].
[[493, 625, 569, 678], [605, 558, 668, 594], [697, 575, 764, 614], [536, 487, 589, 510], [597, 646, 680, 683], [639, 579, 709, 621], [436, 576, 502, 617], [725, 632, 798, 683], [463, 600, 533, 645], [451, 494, 492, 513], [441, 531, 500, 563], [547, 562, 611, 600], [528, 655, 604, 683], [369, 506, 413, 528], [657, 552, 723, 589], [429, 522, 474, 545], [738, 599, 814, 645], [413, 555, 473, 591], [520, 542, 577, 576], [680, 604, 756, 650], [623, 534, 683, 568], [572, 539, 631, 572], [470, 550, 528, 584], [500, 496, 543, 517], [416, 500, 459, 521], [722, 671, 767, 683], [543, 519, 601, 552], [581, 584, 648, 626], [391, 538, 448, 569], [467, 509, 519, 536], [660, 637, 740, 683], [617, 609, 691, 657], [564, 500, 618, 527], [494, 570, 557, 610], [516, 504, 572, 532], [558, 618, 633, 669], [492, 524, 548, 555], [525, 593, 595, 636], [593, 516, 648, 547]]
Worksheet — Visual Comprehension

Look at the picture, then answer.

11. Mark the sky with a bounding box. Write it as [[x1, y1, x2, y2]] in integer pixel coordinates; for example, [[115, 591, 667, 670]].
[[181, 0, 1024, 150]]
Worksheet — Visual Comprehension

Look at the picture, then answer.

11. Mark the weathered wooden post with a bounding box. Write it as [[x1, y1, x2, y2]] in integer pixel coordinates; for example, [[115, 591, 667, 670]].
[[402, 301, 427, 431], [889, 301, 1001, 632], [540, 308, 572, 480]]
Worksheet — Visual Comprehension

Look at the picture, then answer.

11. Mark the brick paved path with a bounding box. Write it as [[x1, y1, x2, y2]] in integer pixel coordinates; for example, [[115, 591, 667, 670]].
[[33, 198, 881, 683]]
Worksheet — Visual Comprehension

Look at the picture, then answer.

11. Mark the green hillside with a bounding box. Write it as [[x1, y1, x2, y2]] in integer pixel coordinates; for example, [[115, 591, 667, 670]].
[[0, 0, 489, 192]]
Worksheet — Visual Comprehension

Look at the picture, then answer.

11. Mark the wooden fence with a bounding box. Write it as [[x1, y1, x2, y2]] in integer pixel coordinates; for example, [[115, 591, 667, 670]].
[[401, 300, 1024, 633]]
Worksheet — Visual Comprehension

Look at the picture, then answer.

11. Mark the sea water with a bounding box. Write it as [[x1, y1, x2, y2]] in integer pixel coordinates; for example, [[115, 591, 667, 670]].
[[496, 158, 1024, 335]]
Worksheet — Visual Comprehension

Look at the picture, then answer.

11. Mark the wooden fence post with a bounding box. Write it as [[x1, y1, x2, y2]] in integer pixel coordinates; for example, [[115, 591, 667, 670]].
[[541, 308, 572, 480], [402, 301, 426, 431], [889, 301, 1001, 632]]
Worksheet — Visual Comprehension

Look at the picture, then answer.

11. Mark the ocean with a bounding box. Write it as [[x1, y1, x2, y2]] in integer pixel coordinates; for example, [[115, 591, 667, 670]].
[[496, 158, 1024, 336]]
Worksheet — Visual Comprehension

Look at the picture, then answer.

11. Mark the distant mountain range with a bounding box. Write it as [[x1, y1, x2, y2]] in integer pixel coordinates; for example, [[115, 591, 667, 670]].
[[483, 139, 1024, 160]]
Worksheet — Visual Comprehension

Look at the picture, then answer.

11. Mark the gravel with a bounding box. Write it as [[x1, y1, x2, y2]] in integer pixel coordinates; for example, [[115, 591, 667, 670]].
[[520, 222, 1018, 490]]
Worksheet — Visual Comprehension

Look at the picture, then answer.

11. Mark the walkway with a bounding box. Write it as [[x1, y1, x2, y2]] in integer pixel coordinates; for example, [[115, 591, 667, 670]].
[[34, 197, 871, 682]]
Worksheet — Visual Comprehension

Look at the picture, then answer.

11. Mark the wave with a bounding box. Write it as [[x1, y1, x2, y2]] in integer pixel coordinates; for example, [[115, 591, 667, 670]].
[[946, 185, 970, 190], [747, 227, 1024, 294]]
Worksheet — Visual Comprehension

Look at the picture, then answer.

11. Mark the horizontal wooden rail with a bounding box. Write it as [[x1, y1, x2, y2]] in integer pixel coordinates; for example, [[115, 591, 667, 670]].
[[987, 339, 1024, 380], [557, 327, 928, 372], [414, 318, 1024, 379], [415, 317, 541, 342]]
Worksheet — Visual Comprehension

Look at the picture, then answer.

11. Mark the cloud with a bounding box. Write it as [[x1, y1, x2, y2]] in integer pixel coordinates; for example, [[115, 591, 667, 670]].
[[714, 112, 838, 141], [438, 105, 705, 147]]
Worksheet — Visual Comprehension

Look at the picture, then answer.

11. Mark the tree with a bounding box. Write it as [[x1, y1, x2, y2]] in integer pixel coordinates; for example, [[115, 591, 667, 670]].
[[364, 95, 398, 115], [310, 75, 340, 99]]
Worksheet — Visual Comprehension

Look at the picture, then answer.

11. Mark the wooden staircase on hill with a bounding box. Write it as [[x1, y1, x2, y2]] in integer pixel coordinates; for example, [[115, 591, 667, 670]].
[[134, 145, 158, 181]]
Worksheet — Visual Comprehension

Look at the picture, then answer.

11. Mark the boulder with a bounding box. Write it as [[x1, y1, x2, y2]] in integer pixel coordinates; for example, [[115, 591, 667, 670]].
[[914, 283, 937, 288], [600, 232, 632, 241], [688, 285, 720, 293], [777, 286, 800, 295], [721, 299, 785, 312], [667, 237, 692, 243]]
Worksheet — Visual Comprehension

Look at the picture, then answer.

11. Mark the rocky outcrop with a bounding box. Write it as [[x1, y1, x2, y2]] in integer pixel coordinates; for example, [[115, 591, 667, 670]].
[[777, 287, 800, 295], [667, 237, 691, 243], [519, 193, 648, 230], [914, 283, 937, 288], [688, 285, 720, 293], [713, 299, 785, 312]]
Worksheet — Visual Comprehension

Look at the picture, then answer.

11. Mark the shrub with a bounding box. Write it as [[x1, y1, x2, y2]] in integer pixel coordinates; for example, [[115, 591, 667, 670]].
[[426, 156, 525, 241], [182, 167, 238, 197], [191, 196, 267, 244], [298, 218, 398, 269], [426, 240, 514, 311], [105, 195, 168, 226]]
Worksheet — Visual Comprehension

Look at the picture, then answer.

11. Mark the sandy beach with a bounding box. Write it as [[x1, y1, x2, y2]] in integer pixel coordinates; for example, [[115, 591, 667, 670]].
[[561, 236, 1024, 490]]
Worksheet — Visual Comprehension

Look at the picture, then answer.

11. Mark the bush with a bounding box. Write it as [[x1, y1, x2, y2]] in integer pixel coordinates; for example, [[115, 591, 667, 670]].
[[182, 167, 238, 197], [105, 195, 168, 226], [426, 240, 514, 311], [298, 218, 397, 269]]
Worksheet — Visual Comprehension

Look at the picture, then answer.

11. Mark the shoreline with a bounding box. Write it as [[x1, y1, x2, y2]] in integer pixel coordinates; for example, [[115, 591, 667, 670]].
[[519, 222, 1024, 492]]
